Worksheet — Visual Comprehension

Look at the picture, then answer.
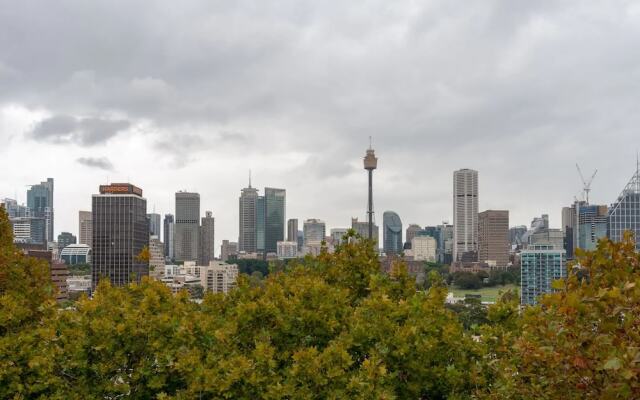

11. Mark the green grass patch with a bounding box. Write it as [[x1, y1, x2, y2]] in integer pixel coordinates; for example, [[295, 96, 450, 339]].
[[449, 284, 518, 302]]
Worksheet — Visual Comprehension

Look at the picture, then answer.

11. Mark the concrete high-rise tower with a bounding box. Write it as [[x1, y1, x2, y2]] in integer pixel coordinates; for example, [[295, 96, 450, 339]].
[[199, 211, 215, 265], [239, 182, 259, 253], [453, 169, 478, 261], [78, 210, 92, 247], [363, 143, 377, 240], [175, 191, 200, 262]]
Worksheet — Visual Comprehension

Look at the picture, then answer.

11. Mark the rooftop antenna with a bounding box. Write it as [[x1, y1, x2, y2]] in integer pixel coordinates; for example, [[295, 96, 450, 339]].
[[576, 163, 598, 204], [249, 169, 252, 188]]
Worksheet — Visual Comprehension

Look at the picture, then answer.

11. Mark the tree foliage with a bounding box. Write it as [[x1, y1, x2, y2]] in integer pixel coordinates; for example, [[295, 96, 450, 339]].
[[1, 205, 640, 399]]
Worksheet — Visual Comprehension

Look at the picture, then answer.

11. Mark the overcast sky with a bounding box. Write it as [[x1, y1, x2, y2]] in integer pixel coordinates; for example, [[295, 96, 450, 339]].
[[2, 1, 640, 252]]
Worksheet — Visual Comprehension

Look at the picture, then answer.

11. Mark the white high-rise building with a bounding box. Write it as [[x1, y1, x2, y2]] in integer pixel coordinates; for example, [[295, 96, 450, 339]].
[[453, 169, 478, 261], [78, 211, 92, 247], [277, 241, 298, 259]]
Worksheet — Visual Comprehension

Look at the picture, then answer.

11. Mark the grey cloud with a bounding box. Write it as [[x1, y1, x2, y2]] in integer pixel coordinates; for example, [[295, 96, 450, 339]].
[[76, 156, 114, 171], [29, 115, 130, 146]]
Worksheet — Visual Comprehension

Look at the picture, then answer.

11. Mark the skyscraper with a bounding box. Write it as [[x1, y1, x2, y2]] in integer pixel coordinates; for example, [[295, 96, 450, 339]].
[[163, 214, 174, 260], [608, 164, 640, 249], [256, 195, 265, 253], [175, 191, 200, 262], [92, 183, 148, 288], [383, 211, 403, 254], [437, 222, 454, 264], [577, 205, 608, 251], [27, 178, 54, 243], [238, 185, 258, 252], [453, 169, 478, 261], [264, 187, 286, 254], [57, 232, 77, 251], [287, 219, 298, 242], [199, 211, 215, 265], [147, 213, 162, 237], [478, 210, 509, 267], [78, 210, 92, 247], [220, 240, 238, 262]]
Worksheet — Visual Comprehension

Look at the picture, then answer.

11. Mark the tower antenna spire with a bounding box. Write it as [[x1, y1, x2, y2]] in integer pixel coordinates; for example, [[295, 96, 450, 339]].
[[249, 169, 252, 188]]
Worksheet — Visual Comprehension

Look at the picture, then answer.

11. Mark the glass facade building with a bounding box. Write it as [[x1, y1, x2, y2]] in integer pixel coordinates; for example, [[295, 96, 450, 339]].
[[256, 196, 265, 252], [264, 188, 286, 254], [383, 211, 403, 255], [92, 183, 148, 288], [576, 205, 608, 251], [27, 178, 54, 242], [520, 244, 566, 305], [608, 168, 640, 249]]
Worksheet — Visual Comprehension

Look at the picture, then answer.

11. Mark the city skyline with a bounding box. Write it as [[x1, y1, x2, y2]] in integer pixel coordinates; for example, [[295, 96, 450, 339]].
[[3, 2, 640, 253]]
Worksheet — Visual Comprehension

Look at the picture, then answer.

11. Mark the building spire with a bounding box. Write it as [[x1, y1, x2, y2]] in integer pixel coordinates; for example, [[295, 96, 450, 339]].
[[249, 169, 252, 188]]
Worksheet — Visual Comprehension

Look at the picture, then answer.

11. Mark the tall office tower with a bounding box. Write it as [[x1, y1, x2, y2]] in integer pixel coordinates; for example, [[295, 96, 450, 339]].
[[382, 211, 403, 254], [92, 183, 148, 288], [27, 178, 54, 242], [256, 196, 265, 253], [147, 213, 162, 237], [148, 236, 165, 279], [608, 164, 640, 249], [264, 188, 286, 254], [363, 145, 378, 239], [220, 240, 238, 262], [436, 223, 454, 264], [57, 232, 77, 251], [405, 224, 422, 248], [508, 225, 527, 247], [561, 201, 586, 259], [577, 205, 608, 251], [303, 219, 326, 247], [453, 169, 478, 261], [78, 211, 92, 247], [351, 217, 379, 243], [239, 185, 259, 252], [175, 191, 200, 262], [1, 198, 30, 218], [478, 210, 509, 267], [287, 219, 298, 242], [199, 211, 215, 265], [163, 214, 174, 259], [520, 244, 566, 305]]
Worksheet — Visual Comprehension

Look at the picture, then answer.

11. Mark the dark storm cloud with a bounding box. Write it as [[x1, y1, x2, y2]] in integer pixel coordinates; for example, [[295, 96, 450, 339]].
[[76, 156, 114, 171], [29, 115, 130, 146]]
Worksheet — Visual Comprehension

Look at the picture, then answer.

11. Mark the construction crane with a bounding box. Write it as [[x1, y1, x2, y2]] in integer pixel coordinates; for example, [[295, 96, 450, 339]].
[[576, 163, 598, 204]]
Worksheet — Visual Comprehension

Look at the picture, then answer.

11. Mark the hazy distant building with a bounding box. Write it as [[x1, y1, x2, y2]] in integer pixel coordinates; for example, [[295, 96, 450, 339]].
[[78, 211, 92, 247], [287, 219, 298, 242], [508, 225, 527, 247], [277, 241, 298, 259], [220, 240, 238, 262], [608, 166, 640, 249], [199, 211, 215, 265], [405, 224, 422, 248], [92, 183, 148, 288], [264, 188, 286, 254], [175, 191, 200, 262], [330, 228, 349, 245], [256, 195, 265, 253], [521, 244, 566, 305], [57, 232, 77, 251], [478, 210, 509, 267], [2, 198, 29, 218], [303, 219, 326, 247], [453, 169, 478, 261], [238, 185, 258, 252], [163, 214, 174, 260], [412, 236, 437, 262], [27, 178, 54, 242], [147, 213, 161, 237], [383, 211, 403, 255], [351, 217, 379, 244]]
